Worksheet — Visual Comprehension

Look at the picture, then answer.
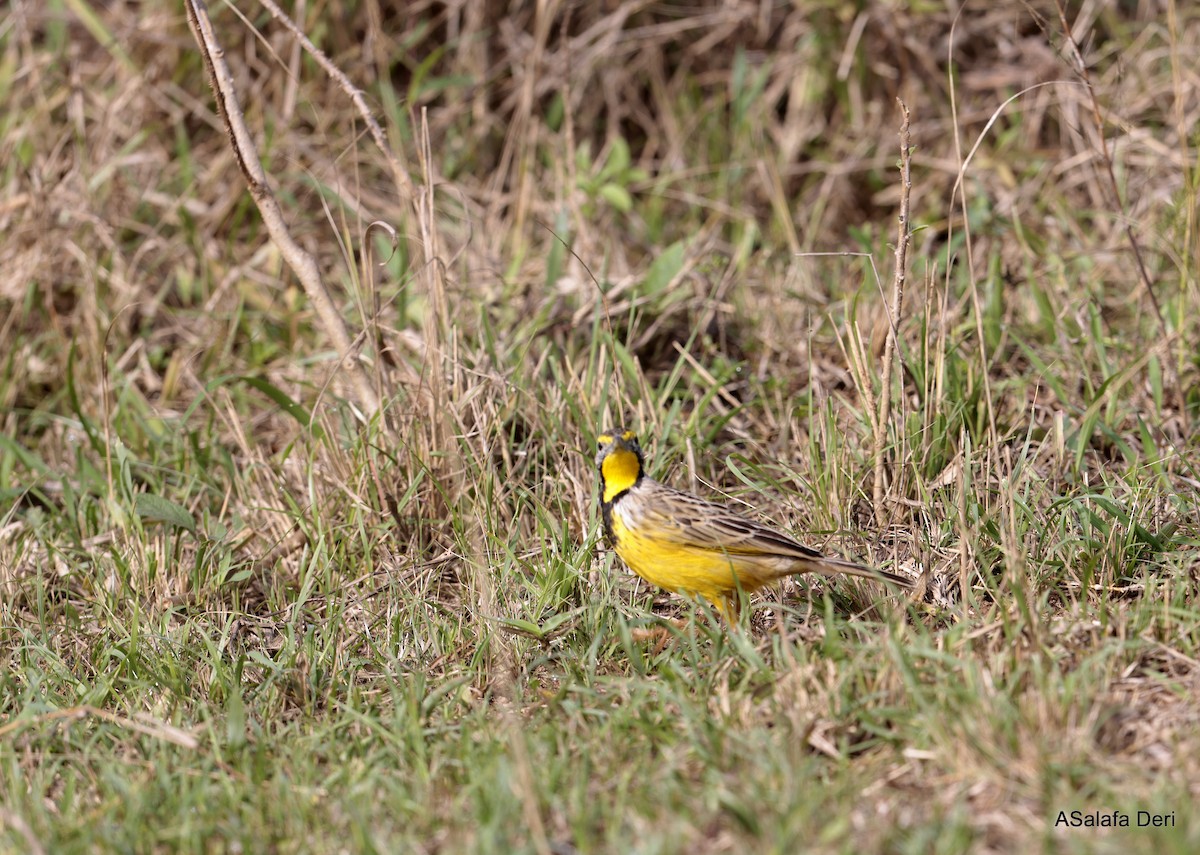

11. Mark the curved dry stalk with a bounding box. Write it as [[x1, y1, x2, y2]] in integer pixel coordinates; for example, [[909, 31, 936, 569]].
[[184, 0, 379, 418]]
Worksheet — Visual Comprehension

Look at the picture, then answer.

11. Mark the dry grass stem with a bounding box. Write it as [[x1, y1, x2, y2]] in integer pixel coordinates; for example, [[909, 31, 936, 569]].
[[873, 101, 913, 528]]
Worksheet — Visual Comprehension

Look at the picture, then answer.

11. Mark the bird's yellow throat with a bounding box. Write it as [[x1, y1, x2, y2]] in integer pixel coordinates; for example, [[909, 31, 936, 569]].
[[599, 441, 643, 503]]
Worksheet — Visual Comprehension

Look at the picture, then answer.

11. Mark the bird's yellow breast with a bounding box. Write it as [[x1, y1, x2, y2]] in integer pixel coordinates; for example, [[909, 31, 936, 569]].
[[608, 504, 779, 607]]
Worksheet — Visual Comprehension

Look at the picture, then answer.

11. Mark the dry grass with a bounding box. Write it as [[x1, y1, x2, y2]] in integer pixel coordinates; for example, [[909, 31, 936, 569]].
[[2, 1, 1200, 852]]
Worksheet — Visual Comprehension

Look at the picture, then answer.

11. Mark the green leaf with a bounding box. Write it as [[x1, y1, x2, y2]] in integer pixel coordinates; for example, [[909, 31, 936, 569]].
[[226, 656, 247, 749], [598, 183, 633, 213], [642, 241, 685, 295], [495, 617, 547, 640], [600, 137, 631, 180], [135, 493, 197, 534], [240, 376, 323, 438], [0, 434, 54, 477], [1148, 355, 1162, 412]]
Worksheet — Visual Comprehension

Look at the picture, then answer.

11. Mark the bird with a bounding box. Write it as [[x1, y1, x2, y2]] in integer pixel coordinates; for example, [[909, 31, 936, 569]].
[[595, 428, 912, 620]]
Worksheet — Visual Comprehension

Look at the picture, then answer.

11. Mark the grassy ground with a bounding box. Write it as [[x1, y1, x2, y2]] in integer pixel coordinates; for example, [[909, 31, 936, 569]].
[[2, 1, 1199, 852]]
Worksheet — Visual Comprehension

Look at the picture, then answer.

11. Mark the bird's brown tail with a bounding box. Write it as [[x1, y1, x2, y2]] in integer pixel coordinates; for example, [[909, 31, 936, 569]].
[[804, 555, 914, 590]]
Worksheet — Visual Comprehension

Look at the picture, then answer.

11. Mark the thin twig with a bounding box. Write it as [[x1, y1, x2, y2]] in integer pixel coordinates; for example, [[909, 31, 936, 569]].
[[254, 0, 415, 199], [873, 101, 912, 527], [184, 0, 379, 417], [1051, 1, 1174, 365]]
